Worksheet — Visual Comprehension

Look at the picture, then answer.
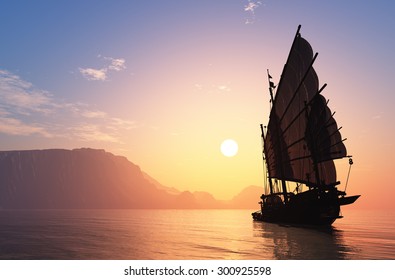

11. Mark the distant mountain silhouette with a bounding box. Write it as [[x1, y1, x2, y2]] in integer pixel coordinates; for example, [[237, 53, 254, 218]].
[[142, 171, 180, 195], [228, 185, 263, 209], [0, 148, 262, 209]]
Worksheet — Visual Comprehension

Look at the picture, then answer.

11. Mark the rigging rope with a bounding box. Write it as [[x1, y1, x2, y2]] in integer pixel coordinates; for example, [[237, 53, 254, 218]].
[[344, 158, 353, 193]]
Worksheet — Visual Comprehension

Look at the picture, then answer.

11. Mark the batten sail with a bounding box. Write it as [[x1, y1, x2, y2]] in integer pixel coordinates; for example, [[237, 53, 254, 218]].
[[264, 28, 347, 187], [253, 25, 359, 226]]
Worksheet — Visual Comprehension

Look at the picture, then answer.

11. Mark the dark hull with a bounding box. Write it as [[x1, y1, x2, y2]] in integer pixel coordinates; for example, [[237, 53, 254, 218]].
[[252, 190, 359, 226], [339, 195, 360, 206]]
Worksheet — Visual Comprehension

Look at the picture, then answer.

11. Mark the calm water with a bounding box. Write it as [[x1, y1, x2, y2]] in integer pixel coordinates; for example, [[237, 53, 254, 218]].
[[0, 209, 394, 260]]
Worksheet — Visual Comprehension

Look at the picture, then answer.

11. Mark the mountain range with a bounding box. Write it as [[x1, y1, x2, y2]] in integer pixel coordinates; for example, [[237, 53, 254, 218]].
[[0, 148, 262, 209]]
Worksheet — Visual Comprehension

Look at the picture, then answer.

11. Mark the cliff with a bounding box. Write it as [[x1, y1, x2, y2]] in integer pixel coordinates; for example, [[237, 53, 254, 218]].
[[0, 148, 262, 209]]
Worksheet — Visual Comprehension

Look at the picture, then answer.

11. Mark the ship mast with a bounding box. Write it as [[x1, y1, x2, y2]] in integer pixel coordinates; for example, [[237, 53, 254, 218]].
[[260, 124, 273, 194], [267, 25, 302, 203]]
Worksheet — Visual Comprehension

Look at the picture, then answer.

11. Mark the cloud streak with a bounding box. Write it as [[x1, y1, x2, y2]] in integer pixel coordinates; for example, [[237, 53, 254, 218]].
[[194, 83, 232, 94], [79, 68, 107, 81], [0, 69, 136, 143], [79, 55, 126, 81], [0, 70, 53, 115], [0, 116, 52, 137], [105, 57, 126, 71], [244, 0, 262, 24]]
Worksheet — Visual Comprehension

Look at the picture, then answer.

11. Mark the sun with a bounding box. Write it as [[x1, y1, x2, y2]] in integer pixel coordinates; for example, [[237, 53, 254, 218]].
[[220, 139, 238, 157]]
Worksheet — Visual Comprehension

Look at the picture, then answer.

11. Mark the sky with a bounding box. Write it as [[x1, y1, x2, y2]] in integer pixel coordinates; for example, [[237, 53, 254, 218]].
[[1, 0, 395, 210]]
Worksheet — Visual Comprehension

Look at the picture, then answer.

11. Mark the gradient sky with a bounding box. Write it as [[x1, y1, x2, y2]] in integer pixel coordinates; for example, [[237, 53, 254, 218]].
[[1, 1, 394, 209]]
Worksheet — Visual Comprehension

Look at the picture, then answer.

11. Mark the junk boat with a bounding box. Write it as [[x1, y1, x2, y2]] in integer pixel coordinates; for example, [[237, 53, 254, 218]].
[[252, 25, 360, 226]]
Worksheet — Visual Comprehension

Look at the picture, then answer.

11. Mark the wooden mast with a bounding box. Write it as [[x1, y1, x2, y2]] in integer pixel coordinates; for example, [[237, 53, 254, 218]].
[[267, 25, 301, 203], [261, 124, 273, 194]]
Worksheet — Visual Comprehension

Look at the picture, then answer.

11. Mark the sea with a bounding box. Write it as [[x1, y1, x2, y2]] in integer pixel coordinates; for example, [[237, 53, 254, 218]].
[[0, 209, 394, 260]]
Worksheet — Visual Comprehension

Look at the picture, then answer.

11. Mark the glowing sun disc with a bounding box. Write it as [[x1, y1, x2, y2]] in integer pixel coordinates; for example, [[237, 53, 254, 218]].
[[220, 139, 238, 157]]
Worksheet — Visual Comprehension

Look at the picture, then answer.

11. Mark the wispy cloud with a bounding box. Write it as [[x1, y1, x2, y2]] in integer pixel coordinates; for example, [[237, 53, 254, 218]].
[[0, 116, 52, 137], [194, 83, 232, 94], [0, 69, 136, 143], [80, 109, 108, 119], [194, 83, 203, 91], [79, 55, 126, 81], [70, 124, 120, 143], [109, 117, 138, 130], [104, 56, 126, 71], [79, 68, 107, 81], [217, 85, 231, 92], [244, 0, 263, 24], [0, 70, 54, 115]]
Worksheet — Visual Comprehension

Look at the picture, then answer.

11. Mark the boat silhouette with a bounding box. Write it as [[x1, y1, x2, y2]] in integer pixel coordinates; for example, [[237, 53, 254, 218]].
[[252, 25, 360, 226]]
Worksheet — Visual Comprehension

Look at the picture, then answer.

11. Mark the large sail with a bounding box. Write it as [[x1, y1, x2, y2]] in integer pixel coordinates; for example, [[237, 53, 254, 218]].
[[264, 30, 347, 187]]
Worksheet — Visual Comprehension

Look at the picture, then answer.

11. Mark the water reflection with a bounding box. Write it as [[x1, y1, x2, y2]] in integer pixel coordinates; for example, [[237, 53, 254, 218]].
[[0, 209, 387, 260], [252, 221, 357, 259]]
